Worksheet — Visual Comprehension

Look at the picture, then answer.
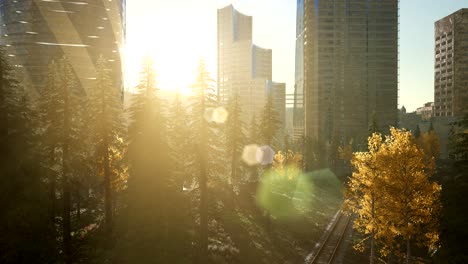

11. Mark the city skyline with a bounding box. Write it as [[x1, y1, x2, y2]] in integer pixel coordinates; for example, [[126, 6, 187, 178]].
[[126, 0, 468, 112]]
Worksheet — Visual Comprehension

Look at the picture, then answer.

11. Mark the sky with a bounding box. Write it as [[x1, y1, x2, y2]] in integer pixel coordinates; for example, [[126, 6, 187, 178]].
[[125, 0, 468, 112]]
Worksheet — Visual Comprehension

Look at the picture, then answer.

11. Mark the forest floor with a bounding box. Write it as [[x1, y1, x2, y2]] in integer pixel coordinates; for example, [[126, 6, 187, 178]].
[[211, 168, 344, 263]]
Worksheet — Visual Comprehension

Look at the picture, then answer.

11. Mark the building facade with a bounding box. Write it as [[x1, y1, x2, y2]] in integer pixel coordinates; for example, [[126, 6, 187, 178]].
[[302, 0, 398, 150], [416, 102, 434, 120], [217, 5, 285, 128], [434, 9, 468, 118], [0, 0, 125, 95], [293, 0, 305, 140]]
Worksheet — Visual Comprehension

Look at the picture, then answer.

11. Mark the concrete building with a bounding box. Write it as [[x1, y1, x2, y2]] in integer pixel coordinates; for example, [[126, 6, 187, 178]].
[[217, 5, 284, 128], [434, 9, 468, 119], [0, 0, 125, 95], [302, 0, 398, 150], [416, 102, 434, 120]]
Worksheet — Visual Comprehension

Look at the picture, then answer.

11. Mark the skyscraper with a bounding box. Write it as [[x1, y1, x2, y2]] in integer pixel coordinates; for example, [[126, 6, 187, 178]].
[[293, 0, 305, 141], [0, 0, 126, 94], [434, 9, 468, 119], [217, 5, 285, 127], [301, 0, 398, 150]]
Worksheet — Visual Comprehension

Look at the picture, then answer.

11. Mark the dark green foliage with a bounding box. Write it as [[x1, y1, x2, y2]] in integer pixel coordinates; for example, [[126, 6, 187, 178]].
[[225, 94, 246, 191], [88, 56, 126, 235], [0, 49, 56, 263], [122, 57, 173, 262], [450, 114, 468, 162], [260, 93, 280, 146], [414, 124, 421, 139]]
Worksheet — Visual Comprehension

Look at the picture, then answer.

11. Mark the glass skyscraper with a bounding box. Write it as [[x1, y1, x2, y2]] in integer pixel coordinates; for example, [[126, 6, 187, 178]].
[[0, 0, 125, 95], [301, 0, 398, 150]]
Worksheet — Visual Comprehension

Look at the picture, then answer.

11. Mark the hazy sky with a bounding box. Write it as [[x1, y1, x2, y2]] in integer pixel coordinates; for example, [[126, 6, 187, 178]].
[[126, 0, 468, 111]]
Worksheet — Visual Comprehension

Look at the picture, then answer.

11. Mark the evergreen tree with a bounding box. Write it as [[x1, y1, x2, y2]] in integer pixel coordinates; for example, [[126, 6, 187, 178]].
[[247, 114, 260, 183], [124, 56, 173, 262], [0, 49, 56, 263], [414, 124, 421, 139], [225, 93, 245, 192], [451, 114, 468, 161], [88, 56, 125, 235], [260, 93, 280, 147], [40, 57, 82, 263], [188, 60, 220, 263]]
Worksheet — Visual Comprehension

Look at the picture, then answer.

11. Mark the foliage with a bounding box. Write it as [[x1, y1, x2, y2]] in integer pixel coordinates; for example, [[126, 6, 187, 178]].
[[0, 49, 57, 263], [346, 128, 441, 262], [272, 150, 303, 180], [224, 94, 246, 191], [260, 93, 280, 146]]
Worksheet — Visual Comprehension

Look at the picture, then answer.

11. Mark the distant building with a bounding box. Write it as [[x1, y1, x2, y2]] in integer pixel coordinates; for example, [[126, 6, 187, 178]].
[[416, 102, 434, 120], [0, 0, 126, 95], [217, 5, 285, 133], [434, 9, 468, 119], [302, 0, 398, 151], [293, 0, 305, 140]]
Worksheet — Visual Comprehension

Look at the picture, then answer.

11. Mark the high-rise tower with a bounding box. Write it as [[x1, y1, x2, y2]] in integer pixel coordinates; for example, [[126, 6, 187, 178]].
[[217, 5, 285, 127], [0, 0, 126, 94], [434, 9, 468, 119], [302, 0, 398, 150]]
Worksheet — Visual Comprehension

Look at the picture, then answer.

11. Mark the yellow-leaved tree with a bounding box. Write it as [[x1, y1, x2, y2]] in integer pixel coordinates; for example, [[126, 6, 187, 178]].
[[345, 134, 385, 264], [419, 130, 440, 161], [346, 128, 441, 264]]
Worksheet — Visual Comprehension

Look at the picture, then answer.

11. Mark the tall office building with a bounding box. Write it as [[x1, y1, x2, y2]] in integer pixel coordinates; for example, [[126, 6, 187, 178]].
[[0, 0, 126, 94], [434, 9, 468, 118], [302, 0, 398, 149], [293, 0, 305, 140], [217, 5, 285, 126]]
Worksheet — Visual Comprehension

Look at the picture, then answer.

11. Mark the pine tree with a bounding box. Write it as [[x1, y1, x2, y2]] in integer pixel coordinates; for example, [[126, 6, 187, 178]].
[[124, 56, 172, 262], [414, 124, 421, 139], [39, 57, 82, 263], [88, 56, 125, 235], [245, 114, 260, 184], [0, 49, 56, 263], [260, 93, 280, 147], [225, 93, 245, 192], [188, 60, 220, 263]]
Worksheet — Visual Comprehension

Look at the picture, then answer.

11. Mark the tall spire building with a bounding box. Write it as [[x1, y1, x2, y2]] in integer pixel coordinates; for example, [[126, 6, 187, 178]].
[[301, 0, 398, 151], [0, 0, 126, 94], [217, 5, 285, 131]]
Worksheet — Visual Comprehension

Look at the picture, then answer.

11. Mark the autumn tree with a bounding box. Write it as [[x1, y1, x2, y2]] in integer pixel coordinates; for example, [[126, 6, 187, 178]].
[[88, 56, 125, 235], [419, 128, 440, 161], [345, 133, 385, 264], [346, 128, 441, 263]]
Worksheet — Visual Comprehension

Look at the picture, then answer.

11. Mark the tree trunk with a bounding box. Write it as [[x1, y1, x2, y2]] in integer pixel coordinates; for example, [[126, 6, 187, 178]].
[[103, 141, 113, 235], [370, 195, 375, 264], [406, 237, 411, 264], [49, 149, 56, 224], [62, 63, 72, 264], [199, 148, 208, 264], [76, 186, 81, 221]]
